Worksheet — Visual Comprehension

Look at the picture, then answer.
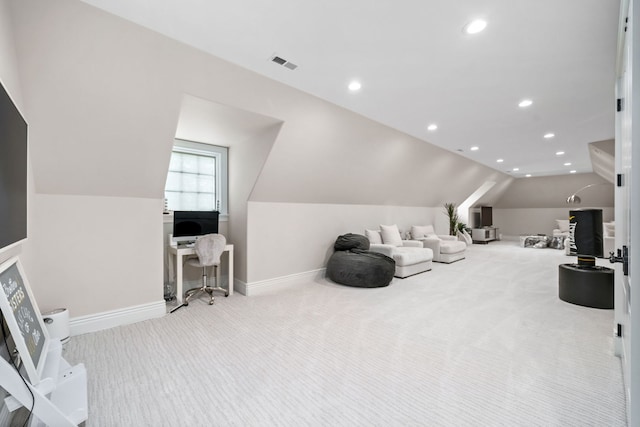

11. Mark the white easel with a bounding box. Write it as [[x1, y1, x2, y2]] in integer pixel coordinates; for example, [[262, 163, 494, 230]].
[[0, 257, 87, 426], [0, 341, 87, 426]]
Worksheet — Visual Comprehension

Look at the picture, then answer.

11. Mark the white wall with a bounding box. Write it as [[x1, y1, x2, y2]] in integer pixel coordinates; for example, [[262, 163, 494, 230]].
[[32, 194, 163, 317], [494, 207, 615, 239]]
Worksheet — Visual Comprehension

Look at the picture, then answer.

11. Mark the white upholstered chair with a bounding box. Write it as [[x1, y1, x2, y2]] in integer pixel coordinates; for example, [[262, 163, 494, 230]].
[[365, 225, 433, 278], [184, 233, 228, 306], [409, 225, 466, 264]]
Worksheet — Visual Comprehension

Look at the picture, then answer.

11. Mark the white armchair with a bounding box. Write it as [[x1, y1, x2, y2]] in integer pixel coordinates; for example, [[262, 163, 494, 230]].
[[365, 225, 433, 278], [409, 225, 466, 263]]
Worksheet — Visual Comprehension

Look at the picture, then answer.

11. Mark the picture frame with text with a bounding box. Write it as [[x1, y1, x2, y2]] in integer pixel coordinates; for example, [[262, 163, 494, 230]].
[[0, 257, 50, 384]]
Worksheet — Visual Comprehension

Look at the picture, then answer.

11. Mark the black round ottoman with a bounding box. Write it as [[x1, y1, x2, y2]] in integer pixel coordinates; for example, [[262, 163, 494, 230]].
[[558, 263, 614, 309]]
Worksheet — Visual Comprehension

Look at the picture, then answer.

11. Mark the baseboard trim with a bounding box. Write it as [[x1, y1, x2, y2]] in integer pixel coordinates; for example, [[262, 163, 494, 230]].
[[238, 268, 326, 296], [69, 301, 166, 336]]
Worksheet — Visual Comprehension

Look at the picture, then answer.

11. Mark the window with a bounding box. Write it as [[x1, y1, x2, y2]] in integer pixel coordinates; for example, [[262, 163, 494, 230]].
[[164, 139, 228, 217]]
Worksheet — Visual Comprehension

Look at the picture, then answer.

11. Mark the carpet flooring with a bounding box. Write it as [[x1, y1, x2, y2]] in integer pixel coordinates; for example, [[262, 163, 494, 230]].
[[63, 241, 627, 426]]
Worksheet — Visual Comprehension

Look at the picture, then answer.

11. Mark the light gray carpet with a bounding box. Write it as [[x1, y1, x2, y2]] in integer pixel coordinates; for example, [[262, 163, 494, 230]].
[[63, 241, 627, 426]]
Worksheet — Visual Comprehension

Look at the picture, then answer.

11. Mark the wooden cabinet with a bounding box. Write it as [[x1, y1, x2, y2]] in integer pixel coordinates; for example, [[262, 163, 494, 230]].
[[472, 227, 499, 244]]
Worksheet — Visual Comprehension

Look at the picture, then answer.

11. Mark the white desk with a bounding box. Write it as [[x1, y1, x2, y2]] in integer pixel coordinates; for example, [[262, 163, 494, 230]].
[[168, 244, 234, 304]]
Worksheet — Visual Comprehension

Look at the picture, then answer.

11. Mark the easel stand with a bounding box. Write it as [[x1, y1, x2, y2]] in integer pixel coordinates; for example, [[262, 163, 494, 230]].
[[0, 339, 87, 426]]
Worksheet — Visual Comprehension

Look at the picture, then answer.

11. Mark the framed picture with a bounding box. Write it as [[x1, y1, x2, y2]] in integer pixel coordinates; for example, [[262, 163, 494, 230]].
[[0, 257, 50, 384]]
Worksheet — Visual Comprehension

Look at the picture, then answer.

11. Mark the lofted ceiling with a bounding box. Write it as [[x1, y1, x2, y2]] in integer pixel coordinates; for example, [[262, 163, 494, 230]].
[[80, 0, 620, 178]]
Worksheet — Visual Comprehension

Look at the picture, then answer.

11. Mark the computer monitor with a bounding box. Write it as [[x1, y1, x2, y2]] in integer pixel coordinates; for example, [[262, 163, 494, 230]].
[[172, 211, 219, 244]]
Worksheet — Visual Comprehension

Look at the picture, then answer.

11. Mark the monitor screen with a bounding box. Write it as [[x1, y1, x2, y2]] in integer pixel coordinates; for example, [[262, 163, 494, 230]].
[[0, 80, 28, 251], [173, 211, 219, 242]]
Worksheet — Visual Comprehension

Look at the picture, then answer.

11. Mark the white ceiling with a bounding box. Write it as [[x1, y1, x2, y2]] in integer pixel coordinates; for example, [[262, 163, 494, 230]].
[[80, 0, 620, 178]]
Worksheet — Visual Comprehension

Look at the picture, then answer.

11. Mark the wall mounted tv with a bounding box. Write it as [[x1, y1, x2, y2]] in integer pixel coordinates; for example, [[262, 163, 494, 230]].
[[0, 80, 28, 251]]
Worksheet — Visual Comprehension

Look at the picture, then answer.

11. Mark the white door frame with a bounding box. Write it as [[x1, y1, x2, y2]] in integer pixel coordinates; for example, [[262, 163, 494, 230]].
[[616, 0, 639, 424]]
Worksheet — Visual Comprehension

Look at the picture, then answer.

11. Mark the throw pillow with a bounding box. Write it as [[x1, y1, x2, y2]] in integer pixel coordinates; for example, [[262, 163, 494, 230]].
[[556, 219, 570, 232], [410, 225, 435, 239], [365, 229, 382, 244], [380, 224, 403, 246]]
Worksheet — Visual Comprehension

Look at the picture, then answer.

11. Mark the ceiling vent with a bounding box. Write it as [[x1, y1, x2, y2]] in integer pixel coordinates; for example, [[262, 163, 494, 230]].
[[271, 54, 298, 70]]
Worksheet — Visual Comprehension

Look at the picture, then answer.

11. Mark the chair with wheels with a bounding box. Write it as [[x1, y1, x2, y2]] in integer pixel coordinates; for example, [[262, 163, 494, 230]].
[[184, 233, 228, 306]]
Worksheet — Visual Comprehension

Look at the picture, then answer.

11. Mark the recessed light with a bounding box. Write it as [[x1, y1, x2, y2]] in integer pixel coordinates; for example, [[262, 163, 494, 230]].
[[570, 170, 577, 174], [470, 146, 479, 151], [544, 133, 555, 139], [348, 81, 362, 91], [496, 159, 504, 163], [556, 151, 565, 156], [525, 174, 532, 177], [513, 167, 520, 171], [427, 124, 438, 131], [518, 99, 533, 108], [564, 162, 572, 166], [463, 19, 487, 34]]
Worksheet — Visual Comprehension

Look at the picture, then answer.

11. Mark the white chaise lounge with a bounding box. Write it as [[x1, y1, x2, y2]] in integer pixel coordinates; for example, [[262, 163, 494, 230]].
[[365, 225, 433, 278], [409, 225, 466, 264]]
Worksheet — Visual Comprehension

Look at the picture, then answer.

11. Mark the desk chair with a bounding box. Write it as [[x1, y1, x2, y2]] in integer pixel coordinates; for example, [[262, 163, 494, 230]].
[[184, 234, 228, 306]]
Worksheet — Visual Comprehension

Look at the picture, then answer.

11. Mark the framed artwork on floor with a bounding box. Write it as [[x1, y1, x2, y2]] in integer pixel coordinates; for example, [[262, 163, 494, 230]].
[[0, 257, 50, 384]]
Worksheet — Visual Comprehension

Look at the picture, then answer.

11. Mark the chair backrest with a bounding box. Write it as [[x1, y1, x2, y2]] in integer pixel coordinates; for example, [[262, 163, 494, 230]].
[[194, 234, 227, 266]]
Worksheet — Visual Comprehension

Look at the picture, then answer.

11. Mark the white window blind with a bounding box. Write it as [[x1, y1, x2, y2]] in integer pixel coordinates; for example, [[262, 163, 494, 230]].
[[164, 140, 228, 215]]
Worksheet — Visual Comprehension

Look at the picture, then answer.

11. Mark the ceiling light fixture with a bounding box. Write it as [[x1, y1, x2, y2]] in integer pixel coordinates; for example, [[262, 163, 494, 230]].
[[570, 170, 577, 174], [556, 151, 565, 156], [525, 174, 532, 177], [513, 167, 520, 171], [544, 133, 555, 139], [496, 159, 504, 163], [427, 124, 438, 131], [464, 19, 487, 34], [564, 162, 572, 166], [518, 99, 533, 108], [348, 81, 362, 92], [470, 146, 479, 151]]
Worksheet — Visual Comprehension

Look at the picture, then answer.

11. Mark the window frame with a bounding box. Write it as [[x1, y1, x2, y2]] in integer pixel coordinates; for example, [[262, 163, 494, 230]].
[[166, 138, 228, 219]]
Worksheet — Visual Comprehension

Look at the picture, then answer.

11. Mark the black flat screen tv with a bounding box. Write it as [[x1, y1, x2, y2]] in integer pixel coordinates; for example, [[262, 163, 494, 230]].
[[0, 81, 27, 251], [172, 211, 219, 243]]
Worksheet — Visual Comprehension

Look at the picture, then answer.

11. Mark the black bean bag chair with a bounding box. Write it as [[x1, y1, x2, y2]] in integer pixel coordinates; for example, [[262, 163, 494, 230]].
[[326, 234, 395, 288]]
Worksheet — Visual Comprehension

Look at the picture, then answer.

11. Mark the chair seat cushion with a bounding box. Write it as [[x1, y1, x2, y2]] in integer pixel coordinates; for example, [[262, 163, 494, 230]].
[[392, 247, 433, 266], [440, 240, 466, 254]]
